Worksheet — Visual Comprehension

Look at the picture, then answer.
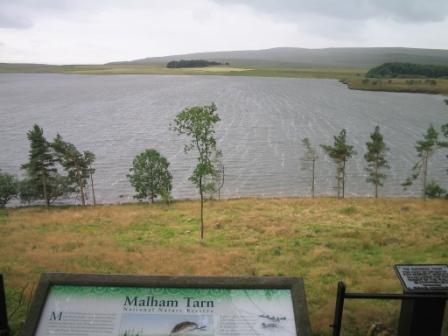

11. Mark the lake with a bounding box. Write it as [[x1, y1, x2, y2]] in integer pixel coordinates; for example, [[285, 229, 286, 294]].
[[0, 73, 447, 204]]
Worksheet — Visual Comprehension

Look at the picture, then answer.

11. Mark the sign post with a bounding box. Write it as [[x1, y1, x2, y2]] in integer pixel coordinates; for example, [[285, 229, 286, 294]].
[[395, 264, 448, 336], [23, 273, 311, 336]]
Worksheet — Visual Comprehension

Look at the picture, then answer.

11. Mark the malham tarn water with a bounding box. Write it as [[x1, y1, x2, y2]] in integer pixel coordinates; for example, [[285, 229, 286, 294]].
[[0, 74, 446, 203]]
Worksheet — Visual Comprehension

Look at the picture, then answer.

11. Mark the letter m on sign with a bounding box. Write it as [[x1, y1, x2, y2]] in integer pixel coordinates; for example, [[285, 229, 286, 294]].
[[50, 312, 62, 321]]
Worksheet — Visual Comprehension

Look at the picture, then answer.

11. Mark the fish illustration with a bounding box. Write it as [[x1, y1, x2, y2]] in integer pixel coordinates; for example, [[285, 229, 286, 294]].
[[170, 321, 206, 335]]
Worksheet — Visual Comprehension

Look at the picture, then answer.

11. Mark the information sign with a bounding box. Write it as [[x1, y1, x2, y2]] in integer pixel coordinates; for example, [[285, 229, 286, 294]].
[[23, 273, 310, 336], [394, 264, 448, 292]]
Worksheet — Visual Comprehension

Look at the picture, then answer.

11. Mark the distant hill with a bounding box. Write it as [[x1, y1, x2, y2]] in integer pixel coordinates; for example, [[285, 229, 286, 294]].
[[110, 47, 448, 69]]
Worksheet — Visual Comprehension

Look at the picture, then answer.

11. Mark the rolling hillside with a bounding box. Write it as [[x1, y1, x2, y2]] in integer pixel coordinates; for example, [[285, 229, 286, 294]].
[[111, 47, 448, 68]]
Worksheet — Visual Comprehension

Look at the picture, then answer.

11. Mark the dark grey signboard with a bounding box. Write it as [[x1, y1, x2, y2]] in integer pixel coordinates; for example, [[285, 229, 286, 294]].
[[394, 264, 448, 292], [23, 273, 311, 336]]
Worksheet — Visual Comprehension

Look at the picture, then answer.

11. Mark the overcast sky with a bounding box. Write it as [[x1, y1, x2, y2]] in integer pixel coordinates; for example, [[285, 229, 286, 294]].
[[1, 0, 448, 64]]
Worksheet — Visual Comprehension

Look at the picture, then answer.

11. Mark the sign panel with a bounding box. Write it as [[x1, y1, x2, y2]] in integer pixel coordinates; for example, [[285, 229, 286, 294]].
[[394, 264, 448, 292], [23, 274, 310, 336]]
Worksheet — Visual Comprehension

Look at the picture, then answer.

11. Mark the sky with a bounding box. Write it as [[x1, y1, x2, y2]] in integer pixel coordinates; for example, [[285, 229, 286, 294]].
[[1, 0, 448, 64]]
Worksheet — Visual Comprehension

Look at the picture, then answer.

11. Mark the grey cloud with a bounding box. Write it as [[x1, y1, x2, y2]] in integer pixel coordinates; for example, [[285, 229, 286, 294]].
[[0, 0, 107, 29], [215, 0, 448, 23], [0, 13, 33, 29], [0, 0, 78, 12]]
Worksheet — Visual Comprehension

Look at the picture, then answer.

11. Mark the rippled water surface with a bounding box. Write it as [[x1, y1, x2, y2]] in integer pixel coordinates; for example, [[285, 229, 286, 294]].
[[0, 74, 447, 203]]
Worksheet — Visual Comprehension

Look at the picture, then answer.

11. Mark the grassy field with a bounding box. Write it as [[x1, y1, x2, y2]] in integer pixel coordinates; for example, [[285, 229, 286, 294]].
[[1, 198, 447, 335]]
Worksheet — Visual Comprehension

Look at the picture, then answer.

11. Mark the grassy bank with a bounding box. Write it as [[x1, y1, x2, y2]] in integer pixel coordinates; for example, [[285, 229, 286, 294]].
[[1, 198, 447, 335], [344, 77, 448, 95]]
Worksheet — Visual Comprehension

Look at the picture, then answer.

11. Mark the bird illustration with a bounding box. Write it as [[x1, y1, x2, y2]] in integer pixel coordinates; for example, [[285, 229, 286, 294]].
[[169, 321, 206, 335]]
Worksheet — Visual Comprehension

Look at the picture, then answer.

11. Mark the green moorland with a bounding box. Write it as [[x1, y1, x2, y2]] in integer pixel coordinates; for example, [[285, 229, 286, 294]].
[[1, 198, 447, 335], [0, 62, 365, 78], [1, 62, 448, 95]]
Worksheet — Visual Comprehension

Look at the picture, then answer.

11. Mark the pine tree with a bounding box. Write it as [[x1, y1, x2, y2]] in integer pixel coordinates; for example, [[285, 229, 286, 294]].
[[52, 134, 95, 206], [21, 124, 56, 206], [301, 138, 318, 198], [321, 129, 356, 198], [364, 126, 389, 198], [402, 125, 440, 200]]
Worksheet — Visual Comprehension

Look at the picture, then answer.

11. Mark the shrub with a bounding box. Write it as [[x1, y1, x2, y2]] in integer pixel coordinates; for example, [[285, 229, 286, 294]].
[[0, 170, 18, 207], [425, 180, 446, 199]]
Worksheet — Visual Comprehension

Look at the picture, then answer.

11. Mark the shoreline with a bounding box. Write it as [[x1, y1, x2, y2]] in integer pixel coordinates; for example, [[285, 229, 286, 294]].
[[1, 66, 447, 96], [2, 195, 438, 210]]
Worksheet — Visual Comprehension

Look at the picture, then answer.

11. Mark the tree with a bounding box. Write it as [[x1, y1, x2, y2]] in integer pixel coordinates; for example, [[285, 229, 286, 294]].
[[216, 161, 225, 200], [402, 125, 440, 200], [425, 180, 446, 199], [167, 60, 223, 68], [86, 152, 97, 206], [52, 134, 95, 206], [0, 170, 18, 207], [172, 103, 221, 239], [18, 178, 38, 204], [441, 123, 448, 174], [127, 149, 173, 203], [19, 172, 74, 205], [21, 124, 57, 206], [364, 126, 390, 198], [301, 138, 318, 198], [366, 62, 448, 78], [321, 129, 356, 198], [203, 150, 224, 200]]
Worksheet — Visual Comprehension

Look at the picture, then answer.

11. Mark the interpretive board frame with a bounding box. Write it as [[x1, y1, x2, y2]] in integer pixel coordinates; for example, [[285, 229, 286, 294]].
[[23, 273, 311, 336]]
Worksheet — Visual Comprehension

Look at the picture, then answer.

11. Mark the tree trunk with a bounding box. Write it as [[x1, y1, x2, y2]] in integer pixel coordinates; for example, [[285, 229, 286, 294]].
[[311, 159, 315, 198], [336, 163, 341, 198], [342, 160, 346, 198], [74, 165, 85, 206], [90, 169, 96, 206], [218, 165, 225, 200], [422, 154, 428, 201], [199, 176, 204, 240], [375, 181, 378, 199], [42, 174, 49, 207], [374, 157, 379, 198], [79, 179, 85, 206]]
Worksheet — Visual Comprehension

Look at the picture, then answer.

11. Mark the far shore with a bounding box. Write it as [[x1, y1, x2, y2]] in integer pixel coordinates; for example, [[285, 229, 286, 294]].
[[2, 63, 447, 95]]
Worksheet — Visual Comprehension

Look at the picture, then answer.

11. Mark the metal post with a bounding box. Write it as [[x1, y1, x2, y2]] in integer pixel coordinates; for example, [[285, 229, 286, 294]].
[[398, 294, 446, 336], [0, 274, 10, 336], [331, 281, 346, 336], [331, 280, 448, 336]]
